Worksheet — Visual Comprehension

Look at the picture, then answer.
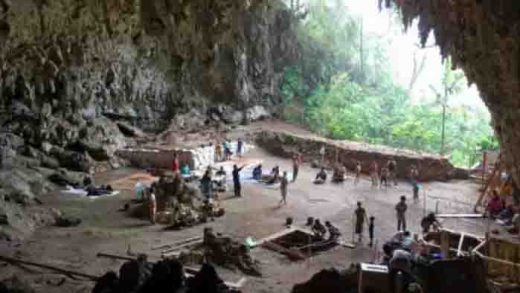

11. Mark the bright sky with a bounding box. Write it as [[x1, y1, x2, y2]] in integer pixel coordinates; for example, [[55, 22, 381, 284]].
[[297, 0, 489, 114]]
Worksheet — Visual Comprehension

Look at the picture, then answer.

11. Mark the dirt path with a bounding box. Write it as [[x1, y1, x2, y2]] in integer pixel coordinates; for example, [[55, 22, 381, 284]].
[[0, 141, 486, 293]]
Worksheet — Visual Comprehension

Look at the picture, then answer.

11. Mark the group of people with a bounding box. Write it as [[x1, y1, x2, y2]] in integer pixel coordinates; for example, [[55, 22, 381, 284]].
[[214, 139, 244, 162], [312, 161, 364, 184], [485, 185, 520, 233], [351, 196, 416, 247], [310, 158, 415, 188], [308, 218, 341, 242], [369, 159, 399, 188], [167, 141, 431, 244]]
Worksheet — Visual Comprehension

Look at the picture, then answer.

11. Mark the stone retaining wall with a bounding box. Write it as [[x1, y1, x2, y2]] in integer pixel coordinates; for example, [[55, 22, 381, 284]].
[[255, 131, 468, 182], [116, 141, 246, 171]]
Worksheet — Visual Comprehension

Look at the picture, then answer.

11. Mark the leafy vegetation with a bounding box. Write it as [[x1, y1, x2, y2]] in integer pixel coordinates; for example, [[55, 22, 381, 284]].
[[280, 1, 498, 167]]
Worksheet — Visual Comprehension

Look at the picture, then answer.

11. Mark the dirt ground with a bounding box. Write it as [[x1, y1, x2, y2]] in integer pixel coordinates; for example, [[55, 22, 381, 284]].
[[0, 127, 495, 293]]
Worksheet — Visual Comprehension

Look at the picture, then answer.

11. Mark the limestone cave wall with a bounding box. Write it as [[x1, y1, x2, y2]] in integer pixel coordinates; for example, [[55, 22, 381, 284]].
[[383, 0, 520, 186], [0, 0, 297, 172], [0, 0, 297, 239]]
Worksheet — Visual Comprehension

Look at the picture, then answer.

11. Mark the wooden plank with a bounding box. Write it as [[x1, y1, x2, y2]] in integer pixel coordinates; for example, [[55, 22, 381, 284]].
[[456, 233, 465, 257], [436, 213, 483, 218], [97, 252, 134, 261], [152, 236, 203, 250], [254, 227, 297, 247], [161, 251, 181, 258], [440, 230, 450, 259], [339, 240, 356, 249], [254, 226, 315, 247], [184, 272, 246, 289], [161, 240, 203, 255], [0, 255, 99, 281]]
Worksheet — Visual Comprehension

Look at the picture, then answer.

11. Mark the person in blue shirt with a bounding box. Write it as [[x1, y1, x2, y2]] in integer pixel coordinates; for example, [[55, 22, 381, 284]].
[[232, 164, 245, 197], [252, 164, 262, 180]]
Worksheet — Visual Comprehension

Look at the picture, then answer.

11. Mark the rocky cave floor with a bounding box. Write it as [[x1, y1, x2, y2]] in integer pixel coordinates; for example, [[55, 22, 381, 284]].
[[0, 123, 497, 293]]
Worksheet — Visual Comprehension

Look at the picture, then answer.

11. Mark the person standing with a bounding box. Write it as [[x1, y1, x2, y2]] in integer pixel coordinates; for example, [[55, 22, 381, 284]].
[[215, 143, 223, 162], [388, 158, 398, 186], [380, 166, 389, 188], [236, 138, 244, 158], [412, 182, 419, 202], [223, 141, 232, 160], [292, 153, 302, 182], [232, 164, 245, 197], [171, 153, 180, 174], [354, 161, 362, 185], [148, 188, 157, 224], [200, 170, 213, 199], [368, 216, 375, 247], [395, 196, 408, 231], [354, 202, 368, 243], [279, 171, 289, 205], [409, 165, 419, 184], [370, 160, 379, 187]]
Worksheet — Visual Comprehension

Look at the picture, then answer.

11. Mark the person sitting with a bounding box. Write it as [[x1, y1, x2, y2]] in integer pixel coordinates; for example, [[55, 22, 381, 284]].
[[400, 231, 414, 251], [86, 184, 113, 196], [266, 166, 280, 184], [252, 164, 262, 180], [134, 181, 147, 202], [82, 175, 93, 188], [216, 166, 226, 176], [312, 219, 327, 239], [314, 168, 327, 184], [325, 221, 341, 242], [499, 202, 520, 225], [486, 190, 505, 218], [332, 165, 346, 183], [214, 166, 227, 192], [181, 164, 191, 177], [420, 212, 441, 233]]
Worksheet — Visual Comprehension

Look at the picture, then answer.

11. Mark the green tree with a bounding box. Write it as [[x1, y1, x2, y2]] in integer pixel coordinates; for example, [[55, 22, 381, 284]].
[[279, 1, 496, 168], [429, 59, 465, 155]]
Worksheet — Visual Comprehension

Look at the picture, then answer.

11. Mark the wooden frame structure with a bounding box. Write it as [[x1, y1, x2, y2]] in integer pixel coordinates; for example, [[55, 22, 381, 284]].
[[423, 228, 520, 287], [474, 152, 513, 213]]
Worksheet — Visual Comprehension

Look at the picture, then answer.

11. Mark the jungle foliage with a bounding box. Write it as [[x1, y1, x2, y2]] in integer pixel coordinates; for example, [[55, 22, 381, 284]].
[[280, 1, 498, 167]]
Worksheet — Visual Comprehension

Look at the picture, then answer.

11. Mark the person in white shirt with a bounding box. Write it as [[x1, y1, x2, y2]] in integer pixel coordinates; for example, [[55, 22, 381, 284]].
[[148, 188, 157, 224]]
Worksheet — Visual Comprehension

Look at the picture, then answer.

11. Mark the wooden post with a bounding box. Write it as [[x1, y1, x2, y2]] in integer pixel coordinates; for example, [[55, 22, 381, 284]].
[[482, 151, 487, 188], [440, 230, 450, 259], [456, 233, 465, 257]]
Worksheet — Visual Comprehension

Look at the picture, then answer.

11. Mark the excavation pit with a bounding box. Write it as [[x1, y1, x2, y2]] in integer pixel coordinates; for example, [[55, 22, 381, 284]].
[[261, 228, 338, 260]]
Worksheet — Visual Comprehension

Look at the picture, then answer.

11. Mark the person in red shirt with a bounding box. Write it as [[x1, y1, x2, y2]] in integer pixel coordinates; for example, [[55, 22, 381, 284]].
[[486, 190, 504, 218], [171, 153, 179, 173]]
